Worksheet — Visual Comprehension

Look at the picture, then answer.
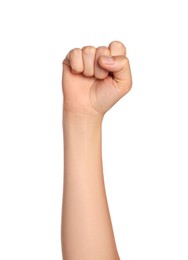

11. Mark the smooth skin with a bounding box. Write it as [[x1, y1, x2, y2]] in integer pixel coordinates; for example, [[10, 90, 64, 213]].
[[61, 41, 132, 260]]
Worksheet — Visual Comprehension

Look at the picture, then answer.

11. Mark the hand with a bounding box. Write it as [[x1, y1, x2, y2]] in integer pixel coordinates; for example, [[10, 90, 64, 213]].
[[62, 41, 132, 117]]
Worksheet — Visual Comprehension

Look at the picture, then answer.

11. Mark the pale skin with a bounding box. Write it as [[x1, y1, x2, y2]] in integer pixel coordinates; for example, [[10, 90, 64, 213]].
[[61, 41, 132, 260]]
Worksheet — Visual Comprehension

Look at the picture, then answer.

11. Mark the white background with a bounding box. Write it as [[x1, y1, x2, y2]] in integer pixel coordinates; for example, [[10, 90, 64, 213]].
[[0, 0, 188, 259]]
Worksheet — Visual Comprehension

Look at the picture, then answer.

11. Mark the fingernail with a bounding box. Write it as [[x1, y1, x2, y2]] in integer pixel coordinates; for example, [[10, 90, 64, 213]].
[[102, 56, 114, 64]]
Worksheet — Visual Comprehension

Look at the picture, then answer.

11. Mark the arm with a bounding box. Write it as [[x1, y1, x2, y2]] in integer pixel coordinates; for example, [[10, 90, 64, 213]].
[[62, 111, 119, 259], [61, 41, 132, 260]]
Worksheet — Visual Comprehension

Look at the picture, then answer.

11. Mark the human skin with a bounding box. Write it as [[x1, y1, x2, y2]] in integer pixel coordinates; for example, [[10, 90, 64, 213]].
[[61, 41, 132, 260]]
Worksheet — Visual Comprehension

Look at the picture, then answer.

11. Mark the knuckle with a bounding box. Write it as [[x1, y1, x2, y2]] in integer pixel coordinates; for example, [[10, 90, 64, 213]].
[[69, 48, 82, 58], [96, 46, 109, 53], [68, 48, 83, 73], [122, 56, 129, 67], [83, 70, 93, 77], [82, 46, 96, 55], [71, 64, 83, 74]]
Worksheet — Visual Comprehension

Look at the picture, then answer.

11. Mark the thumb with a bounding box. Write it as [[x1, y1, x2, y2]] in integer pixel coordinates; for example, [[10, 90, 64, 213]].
[[98, 55, 132, 90]]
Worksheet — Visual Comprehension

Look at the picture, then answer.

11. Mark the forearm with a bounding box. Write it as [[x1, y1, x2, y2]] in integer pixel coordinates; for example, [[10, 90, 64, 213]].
[[61, 110, 119, 260]]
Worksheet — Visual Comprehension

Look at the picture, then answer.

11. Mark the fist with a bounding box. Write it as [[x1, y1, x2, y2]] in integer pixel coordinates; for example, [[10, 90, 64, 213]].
[[62, 41, 132, 117]]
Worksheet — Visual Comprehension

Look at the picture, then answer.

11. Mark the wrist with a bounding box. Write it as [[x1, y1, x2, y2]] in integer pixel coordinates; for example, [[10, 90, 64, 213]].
[[63, 108, 104, 127], [63, 109, 103, 150]]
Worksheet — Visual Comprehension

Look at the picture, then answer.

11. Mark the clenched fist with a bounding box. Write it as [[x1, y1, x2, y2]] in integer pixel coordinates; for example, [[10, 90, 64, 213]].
[[62, 41, 132, 117]]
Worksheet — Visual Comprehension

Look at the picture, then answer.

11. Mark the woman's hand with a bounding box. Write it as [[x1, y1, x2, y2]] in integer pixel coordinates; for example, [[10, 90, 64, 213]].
[[62, 41, 132, 117]]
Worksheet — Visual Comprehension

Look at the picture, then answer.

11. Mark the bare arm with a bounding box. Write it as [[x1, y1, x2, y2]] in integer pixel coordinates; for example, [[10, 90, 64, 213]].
[[61, 41, 132, 260], [62, 111, 119, 259]]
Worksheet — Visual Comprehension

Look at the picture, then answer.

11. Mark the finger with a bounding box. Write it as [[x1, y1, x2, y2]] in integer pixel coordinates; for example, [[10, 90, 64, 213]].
[[98, 55, 132, 91], [82, 46, 96, 77], [67, 48, 84, 74], [94, 47, 110, 79], [108, 40, 126, 56]]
